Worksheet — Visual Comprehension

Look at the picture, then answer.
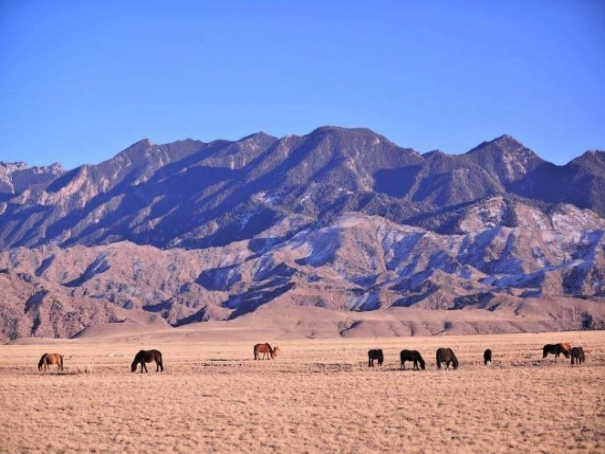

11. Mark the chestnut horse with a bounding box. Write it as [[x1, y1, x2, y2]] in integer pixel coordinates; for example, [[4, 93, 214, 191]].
[[436, 348, 458, 370], [570, 347, 585, 365], [400, 350, 425, 370], [131, 350, 164, 373], [254, 343, 279, 360], [542, 344, 570, 359], [559, 343, 572, 357], [38, 353, 64, 371], [368, 349, 384, 367]]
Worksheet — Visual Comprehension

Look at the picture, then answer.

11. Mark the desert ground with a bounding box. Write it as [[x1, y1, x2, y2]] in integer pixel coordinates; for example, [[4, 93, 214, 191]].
[[1, 330, 604, 454]]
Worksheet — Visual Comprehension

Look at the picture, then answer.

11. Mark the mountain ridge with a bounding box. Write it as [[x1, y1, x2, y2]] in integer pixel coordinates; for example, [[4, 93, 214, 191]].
[[1, 127, 605, 339], [1, 127, 604, 252]]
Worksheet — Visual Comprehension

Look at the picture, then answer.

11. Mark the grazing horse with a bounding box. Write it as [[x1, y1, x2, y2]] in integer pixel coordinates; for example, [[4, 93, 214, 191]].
[[542, 344, 570, 359], [254, 343, 278, 360], [570, 347, 585, 365], [38, 353, 64, 371], [368, 349, 384, 367], [131, 350, 164, 373], [400, 350, 425, 370], [436, 348, 458, 370], [559, 343, 572, 357], [483, 349, 492, 367]]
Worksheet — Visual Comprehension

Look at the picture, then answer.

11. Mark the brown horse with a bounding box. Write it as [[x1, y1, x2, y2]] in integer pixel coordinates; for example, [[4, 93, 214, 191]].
[[542, 344, 570, 359], [400, 350, 425, 370], [368, 349, 384, 367], [131, 350, 164, 373], [254, 343, 278, 360], [38, 353, 64, 371], [436, 348, 458, 370], [570, 347, 585, 365], [559, 343, 572, 357], [483, 349, 492, 366]]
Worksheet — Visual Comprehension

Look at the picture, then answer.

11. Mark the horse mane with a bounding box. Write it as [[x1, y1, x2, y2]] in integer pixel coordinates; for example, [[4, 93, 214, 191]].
[[449, 349, 459, 369], [131, 352, 141, 372], [38, 353, 47, 370]]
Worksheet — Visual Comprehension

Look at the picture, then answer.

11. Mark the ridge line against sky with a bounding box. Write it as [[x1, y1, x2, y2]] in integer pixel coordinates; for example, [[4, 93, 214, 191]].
[[1, 0, 604, 169], [0, 129, 600, 172]]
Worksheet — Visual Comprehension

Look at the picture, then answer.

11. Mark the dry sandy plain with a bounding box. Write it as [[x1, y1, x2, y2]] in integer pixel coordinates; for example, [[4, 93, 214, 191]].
[[1, 329, 604, 454]]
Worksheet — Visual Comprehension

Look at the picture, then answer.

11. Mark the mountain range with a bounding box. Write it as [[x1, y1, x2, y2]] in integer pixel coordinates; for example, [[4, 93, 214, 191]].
[[1, 127, 604, 340]]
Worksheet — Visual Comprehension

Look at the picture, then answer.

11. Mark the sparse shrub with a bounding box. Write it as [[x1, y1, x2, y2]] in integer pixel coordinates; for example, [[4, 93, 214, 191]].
[[55, 365, 93, 375]]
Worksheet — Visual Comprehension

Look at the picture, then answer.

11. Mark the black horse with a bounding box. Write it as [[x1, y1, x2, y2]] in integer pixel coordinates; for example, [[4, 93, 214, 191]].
[[570, 347, 585, 365], [483, 349, 492, 366], [368, 349, 384, 367], [436, 348, 458, 370], [542, 344, 570, 359], [400, 350, 425, 370], [131, 349, 164, 373]]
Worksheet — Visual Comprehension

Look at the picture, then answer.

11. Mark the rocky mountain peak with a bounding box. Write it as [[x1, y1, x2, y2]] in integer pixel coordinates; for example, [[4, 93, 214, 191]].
[[571, 149, 605, 166]]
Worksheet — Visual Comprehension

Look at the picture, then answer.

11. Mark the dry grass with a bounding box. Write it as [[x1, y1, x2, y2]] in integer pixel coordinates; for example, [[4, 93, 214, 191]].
[[1, 331, 604, 454]]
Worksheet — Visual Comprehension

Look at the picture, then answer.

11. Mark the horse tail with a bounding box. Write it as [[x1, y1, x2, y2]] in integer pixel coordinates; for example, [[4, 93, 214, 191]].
[[542, 346, 548, 359], [436, 350, 441, 369], [38, 354, 46, 371], [157, 351, 164, 371]]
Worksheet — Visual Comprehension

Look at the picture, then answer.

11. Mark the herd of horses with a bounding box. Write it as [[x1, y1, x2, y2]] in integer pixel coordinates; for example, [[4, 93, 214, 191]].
[[371, 343, 583, 371], [543, 343, 585, 365], [36, 342, 586, 373]]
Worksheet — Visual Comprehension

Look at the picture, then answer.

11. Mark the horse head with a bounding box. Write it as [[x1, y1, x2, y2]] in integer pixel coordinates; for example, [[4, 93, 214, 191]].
[[271, 346, 280, 359]]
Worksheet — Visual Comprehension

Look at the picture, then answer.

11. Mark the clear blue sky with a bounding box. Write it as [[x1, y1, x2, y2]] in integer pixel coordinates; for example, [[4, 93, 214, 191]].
[[1, 0, 604, 169]]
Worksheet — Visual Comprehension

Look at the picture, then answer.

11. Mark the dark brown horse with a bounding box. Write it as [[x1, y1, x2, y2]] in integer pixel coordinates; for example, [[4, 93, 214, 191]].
[[570, 347, 585, 365], [38, 353, 64, 371], [131, 350, 164, 373], [542, 344, 570, 359], [254, 343, 278, 360], [483, 349, 492, 366], [368, 349, 384, 367], [400, 350, 425, 370], [436, 348, 458, 370]]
